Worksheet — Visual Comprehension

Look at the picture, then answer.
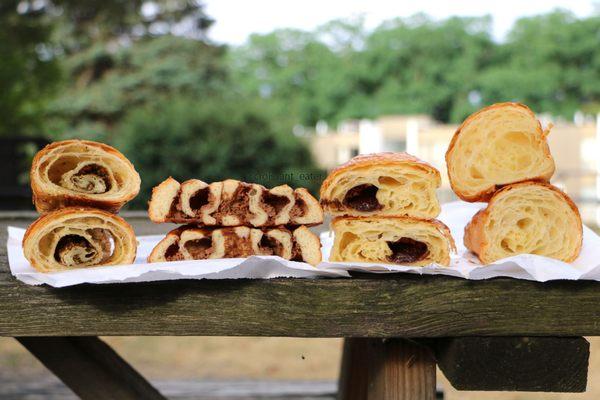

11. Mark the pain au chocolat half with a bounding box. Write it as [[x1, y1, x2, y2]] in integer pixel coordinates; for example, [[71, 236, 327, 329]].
[[148, 177, 323, 227], [148, 225, 321, 266], [464, 182, 582, 264], [446, 102, 555, 202], [31, 140, 141, 213], [320, 152, 441, 219], [330, 217, 455, 266], [22, 208, 137, 272]]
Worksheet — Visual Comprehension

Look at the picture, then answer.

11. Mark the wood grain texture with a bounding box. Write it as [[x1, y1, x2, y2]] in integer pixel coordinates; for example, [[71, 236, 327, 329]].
[[367, 339, 436, 400], [2, 216, 600, 337], [17, 336, 166, 400], [434, 337, 589, 392], [338, 338, 369, 400]]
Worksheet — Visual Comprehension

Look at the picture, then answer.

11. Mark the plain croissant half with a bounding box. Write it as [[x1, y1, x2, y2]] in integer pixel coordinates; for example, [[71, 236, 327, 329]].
[[446, 102, 555, 202], [330, 216, 455, 266], [148, 177, 323, 227], [464, 182, 582, 264], [22, 208, 137, 272], [31, 140, 141, 213], [148, 225, 322, 266], [320, 152, 441, 219]]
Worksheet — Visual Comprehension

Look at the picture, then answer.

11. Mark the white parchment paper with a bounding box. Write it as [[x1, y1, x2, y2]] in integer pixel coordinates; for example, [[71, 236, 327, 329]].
[[7, 201, 600, 286], [7, 228, 348, 287], [321, 201, 600, 282]]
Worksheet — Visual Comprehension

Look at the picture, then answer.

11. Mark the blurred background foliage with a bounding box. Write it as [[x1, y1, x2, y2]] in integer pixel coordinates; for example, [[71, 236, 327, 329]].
[[2, 0, 600, 206]]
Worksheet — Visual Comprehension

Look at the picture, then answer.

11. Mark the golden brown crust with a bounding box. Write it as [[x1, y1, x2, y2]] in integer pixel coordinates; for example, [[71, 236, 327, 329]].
[[320, 152, 440, 198], [320, 152, 442, 219], [31, 139, 140, 213], [446, 102, 554, 202], [464, 181, 582, 263], [23, 207, 137, 272]]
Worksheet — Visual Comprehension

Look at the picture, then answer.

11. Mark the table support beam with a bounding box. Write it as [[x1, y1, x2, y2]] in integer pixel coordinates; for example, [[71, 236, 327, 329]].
[[338, 338, 369, 400], [367, 338, 436, 400], [17, 336, 166, 400], [339, 338, 436, 400], [434, 336, 589, 392]]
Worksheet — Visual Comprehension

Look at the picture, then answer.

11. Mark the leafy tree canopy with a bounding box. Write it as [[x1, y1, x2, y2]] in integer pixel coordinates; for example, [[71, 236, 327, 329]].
[[116, 97, 323, 205], [230, 10, 600, 124], [0, 1, 60, 136]]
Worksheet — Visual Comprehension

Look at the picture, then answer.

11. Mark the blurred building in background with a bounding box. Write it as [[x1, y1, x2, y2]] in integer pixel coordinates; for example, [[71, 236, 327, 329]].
[[307, 113, 600, 227]]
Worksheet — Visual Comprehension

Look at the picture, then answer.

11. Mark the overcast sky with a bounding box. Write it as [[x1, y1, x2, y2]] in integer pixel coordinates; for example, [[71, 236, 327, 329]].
[[204, 0, 597, 45]]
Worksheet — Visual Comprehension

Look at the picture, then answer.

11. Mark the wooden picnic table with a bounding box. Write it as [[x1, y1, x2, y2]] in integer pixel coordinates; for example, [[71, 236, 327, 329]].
[[0, 213, 598, 399]]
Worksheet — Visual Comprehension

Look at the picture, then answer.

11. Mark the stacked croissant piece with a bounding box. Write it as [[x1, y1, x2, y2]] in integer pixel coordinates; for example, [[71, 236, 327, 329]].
[[23, 140, 140, 272], [321, 153, 455, 266], [446, 102, 583, 263], [147, 177, 324, 265]]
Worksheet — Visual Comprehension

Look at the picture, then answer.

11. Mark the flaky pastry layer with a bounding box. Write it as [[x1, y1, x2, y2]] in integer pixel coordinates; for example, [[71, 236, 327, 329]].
[[320, 152, 441, 219], [330, 216, 455, 266], [22, 207, 137, 272], [464, 182, 582, 264], [446, 102, 555, 202], [31, 140, 140, 213]]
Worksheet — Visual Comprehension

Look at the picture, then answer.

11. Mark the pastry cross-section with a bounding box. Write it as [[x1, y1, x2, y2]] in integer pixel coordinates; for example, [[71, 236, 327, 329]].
[[446, 102, 555, 202], [148, 178, 323, 227], [320, 152, 441, 219], [30, 140, 141, 213], [330, 216, 455, 266], [22, 207, 137, 272], [148, 225, 322, 266], [464, 181, 582, 264]]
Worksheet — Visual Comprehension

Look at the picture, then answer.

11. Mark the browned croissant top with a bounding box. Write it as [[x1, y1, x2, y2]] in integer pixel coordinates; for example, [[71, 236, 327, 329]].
[[30, 139, 140, 213], [320, 152, 440, 199]]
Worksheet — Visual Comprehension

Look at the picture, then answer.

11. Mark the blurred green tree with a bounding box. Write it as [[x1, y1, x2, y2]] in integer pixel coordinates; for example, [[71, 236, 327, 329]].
[[47, 34, 227, 141], [230, 15, 495, 124], [0, 1, 61, 136], [351, 14, 495, 123], [45, 0, 226, 140], [116, 98, 323, 205], [478, 10, 600, 117], [229, 26, 354, 129]]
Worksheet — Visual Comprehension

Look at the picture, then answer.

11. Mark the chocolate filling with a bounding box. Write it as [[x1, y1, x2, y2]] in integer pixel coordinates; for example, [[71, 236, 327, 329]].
[[262, 192, 290, 218], [222, 230, 254, 258], [184, 237, 213, 259], [189, 187, 210, 212], [69, 164, 112, 193], [259, 235, 284, 256], [387, 238, 429, 264], [54, 235, 96, 265], [343, 184, 382, 212], [291, 242, 303, 262], [290, 195, 307, 219], [164, 243, 182, 261], [167, 194, 182, 219], [215, 185, 252, 223]]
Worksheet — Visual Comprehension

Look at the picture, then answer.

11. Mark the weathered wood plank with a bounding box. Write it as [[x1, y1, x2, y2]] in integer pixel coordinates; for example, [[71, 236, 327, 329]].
[[2, 275, 600, 337], [17, 336, 166, 400], [434, 337, 589, 392], [2, 217, 600, 337], [367, 338, 436, 400], [338, 338, 369, 400]]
